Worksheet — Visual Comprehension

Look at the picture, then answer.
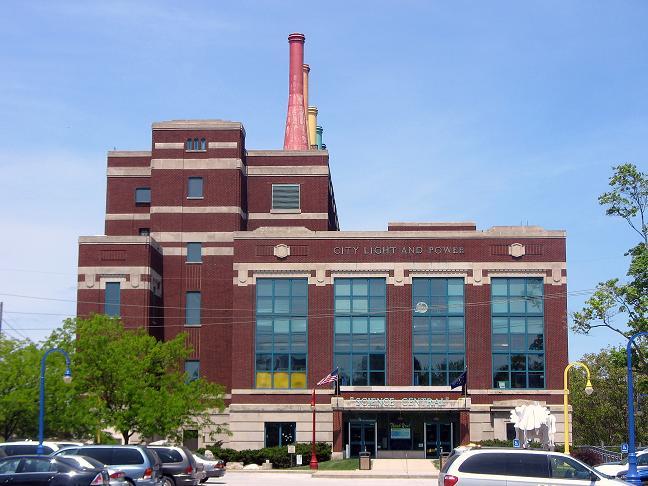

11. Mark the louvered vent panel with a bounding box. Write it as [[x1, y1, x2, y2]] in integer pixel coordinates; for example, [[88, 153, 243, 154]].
[[272, 184, 300, 209]]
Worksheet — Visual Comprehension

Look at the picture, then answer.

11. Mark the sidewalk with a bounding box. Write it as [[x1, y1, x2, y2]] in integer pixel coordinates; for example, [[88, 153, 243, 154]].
[[312, 458, 439, 479]]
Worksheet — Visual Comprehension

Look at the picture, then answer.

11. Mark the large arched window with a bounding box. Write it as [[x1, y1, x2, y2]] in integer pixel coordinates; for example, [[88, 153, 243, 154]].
[[193, 138, 199, 150], [200, 138, 206, 150], [185, 138, 192, 150]]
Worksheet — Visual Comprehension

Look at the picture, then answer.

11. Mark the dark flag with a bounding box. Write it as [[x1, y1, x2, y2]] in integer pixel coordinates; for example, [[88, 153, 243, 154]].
[[450, 369, 468, 395]]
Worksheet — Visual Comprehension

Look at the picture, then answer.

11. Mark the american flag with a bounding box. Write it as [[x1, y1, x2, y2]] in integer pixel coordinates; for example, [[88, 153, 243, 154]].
[[317, 368, 339, 386]]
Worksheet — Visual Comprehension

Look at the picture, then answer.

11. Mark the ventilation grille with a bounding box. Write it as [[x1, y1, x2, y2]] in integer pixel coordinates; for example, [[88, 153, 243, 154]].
[[272, 184, 300, 209]]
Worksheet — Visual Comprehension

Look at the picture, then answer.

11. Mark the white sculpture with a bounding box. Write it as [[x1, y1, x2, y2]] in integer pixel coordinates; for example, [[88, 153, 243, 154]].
[[509, 402, 556, 450]]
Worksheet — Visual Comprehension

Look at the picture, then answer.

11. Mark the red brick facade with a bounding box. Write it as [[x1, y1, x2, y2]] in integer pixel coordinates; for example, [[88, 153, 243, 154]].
[[77, 119, 568, 454]]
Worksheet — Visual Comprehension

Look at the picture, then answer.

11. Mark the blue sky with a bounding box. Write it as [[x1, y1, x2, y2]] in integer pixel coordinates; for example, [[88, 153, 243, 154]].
[[0, 1, 646, 360]]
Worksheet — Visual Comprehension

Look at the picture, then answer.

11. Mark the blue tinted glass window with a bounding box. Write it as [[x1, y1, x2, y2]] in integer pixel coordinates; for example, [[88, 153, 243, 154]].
[[412, 278, 465, 386], [491, 278, 545, 389], [186, 242, 202, 263], [334, 278, 386, 386], [255, 279, 308, 389], [185, 138, 192, 150], [200, 138, 206, 150], [188, 177, 203, 198], [135, 187, 151, 204], [185, 360, 199, 382], [186, 292, 201, 326], [105, 282, 120, 317]]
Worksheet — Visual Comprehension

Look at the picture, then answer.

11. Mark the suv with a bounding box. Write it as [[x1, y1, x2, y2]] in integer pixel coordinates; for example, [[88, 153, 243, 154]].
[[0, 441, 61, 455], [54, 445, 162, 486], [597, 450, 648, 476], [149, 446, 199, 486], [439, 447, 628, 485]]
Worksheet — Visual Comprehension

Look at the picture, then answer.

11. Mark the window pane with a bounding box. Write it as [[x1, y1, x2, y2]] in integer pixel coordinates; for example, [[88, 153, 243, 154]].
[[335, 279, 351, 296], [105, 282, 120, 317], [412, 279, 430, 297], [135, 187, 151, 204], [369, 317, 385, 334], [335, 298, 351, 313], [352, 298, 368, 314], [369, 353, 385, 371], [274, 319, 289, 334], [292, 318, 307, 333], [335, 317, 351, 334], [186, 242, 202, 263], [274, 297, 289, 314], [257, 297, 273, 314], [509, 295, 526, 313], [272, 184, 300, 209], [447, 279, 464, 296], [292, 279, 308, 296], [291, 297, 308, 315], [448, 355, 465, 370], [491, 279, 508, 296], [430, 354, 446, 371], [291, 354, 306, 371], [186, 292, 201, 325], [352, 317, 368, 334], [257, 279, 273, 296], [185, 361, 199, 382], [256, 354, 272, 371], [492, 297, 508, 314], [369, 279, 385, 296], [352, 279, 368, 296], [188, 177, 203, 198]]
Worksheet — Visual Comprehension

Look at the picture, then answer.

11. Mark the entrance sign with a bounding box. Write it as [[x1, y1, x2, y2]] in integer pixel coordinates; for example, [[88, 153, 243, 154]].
[[347, 397, 452, 409], [390, 427, 411, 440]]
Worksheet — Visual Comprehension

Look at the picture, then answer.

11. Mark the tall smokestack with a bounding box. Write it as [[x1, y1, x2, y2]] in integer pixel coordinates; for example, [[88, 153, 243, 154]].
[[308, 106, 318, 149], [283, 33, 309, 150], [303, 64, 311, 147]]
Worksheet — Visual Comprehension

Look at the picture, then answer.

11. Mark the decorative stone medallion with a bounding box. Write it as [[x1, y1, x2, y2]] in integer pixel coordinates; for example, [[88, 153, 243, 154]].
[[273, 244, 291, 259], [509, 243, 526, 258]]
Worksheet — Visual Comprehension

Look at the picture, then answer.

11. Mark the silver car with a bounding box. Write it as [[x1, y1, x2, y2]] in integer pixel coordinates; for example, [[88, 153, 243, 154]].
[[439, 447, 629, 485]]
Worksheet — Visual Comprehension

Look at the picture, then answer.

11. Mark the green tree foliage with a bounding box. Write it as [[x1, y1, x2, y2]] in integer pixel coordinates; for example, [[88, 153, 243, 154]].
[[573, 163, 647, 367], [570, 346, 647, 446], [0, 335, 39, 440], [62, 315, 227, 444]]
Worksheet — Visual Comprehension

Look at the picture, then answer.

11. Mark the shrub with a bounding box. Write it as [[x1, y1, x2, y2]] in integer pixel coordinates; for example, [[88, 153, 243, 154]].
[[571, 448, 601, 466], [205, 442, 331, 469]]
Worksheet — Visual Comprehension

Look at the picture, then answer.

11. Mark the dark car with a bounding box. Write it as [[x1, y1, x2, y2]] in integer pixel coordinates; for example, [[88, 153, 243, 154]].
[[0, 454, 110, 485], [149, 446, 199, 486]]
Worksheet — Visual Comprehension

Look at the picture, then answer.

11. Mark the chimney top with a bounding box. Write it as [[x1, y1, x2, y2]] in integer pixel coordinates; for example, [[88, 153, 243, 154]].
[[288, 32, 305, 43]]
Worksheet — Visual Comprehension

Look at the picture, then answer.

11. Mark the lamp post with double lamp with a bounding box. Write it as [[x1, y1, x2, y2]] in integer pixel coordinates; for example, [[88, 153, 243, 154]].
[[625, 331, 648, 485], [36, 348, 72, 455], [309, 388, 318, 469], [563, 362, 593, 455]]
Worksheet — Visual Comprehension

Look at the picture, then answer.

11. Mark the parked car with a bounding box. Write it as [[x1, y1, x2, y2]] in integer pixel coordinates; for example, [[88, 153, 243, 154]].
[[193, 453, 225, 482], [597, 450, 648, 476], [0, 454, 110, 485], [438, 447, 629, 485], [0, 440, 62, 455], [149, 446, 200, 486], [53, 445, 162, 486], [616, 466, 648, 485]]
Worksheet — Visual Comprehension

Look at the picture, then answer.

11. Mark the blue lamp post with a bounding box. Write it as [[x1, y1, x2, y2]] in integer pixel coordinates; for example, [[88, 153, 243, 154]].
[[625, 331, 647, 485], [36, 348, 72, 455]]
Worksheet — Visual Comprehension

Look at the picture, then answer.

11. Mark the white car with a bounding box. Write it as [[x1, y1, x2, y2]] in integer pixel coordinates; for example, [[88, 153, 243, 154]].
[[596, 450, 648, 476], [0, 440, 62, 455], [439, 447, 629, 485]]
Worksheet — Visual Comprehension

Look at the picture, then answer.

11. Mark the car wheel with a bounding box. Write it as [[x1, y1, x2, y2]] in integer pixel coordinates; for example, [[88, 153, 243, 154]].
[[161, 476, 175, 486]]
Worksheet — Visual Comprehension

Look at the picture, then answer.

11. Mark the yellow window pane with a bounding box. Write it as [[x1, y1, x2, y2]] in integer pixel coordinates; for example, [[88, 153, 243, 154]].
[[291, 372, 307, 389], [256, 372, 272, 388], [274, 372, 289, 389]]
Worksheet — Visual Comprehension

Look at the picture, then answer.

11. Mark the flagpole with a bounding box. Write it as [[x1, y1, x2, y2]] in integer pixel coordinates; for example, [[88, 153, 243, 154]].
[[310, 387, 319, 469]]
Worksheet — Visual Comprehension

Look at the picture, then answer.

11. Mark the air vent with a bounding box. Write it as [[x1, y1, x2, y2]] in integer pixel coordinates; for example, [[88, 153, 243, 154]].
[[272, 184, 300, 210]]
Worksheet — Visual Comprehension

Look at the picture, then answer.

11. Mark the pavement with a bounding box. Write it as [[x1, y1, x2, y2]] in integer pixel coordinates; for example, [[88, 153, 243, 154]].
[[205, 469, 439, 485]]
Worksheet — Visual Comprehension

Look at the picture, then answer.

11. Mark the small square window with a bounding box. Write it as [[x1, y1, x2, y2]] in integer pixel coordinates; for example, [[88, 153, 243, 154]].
[[185, 360, 199, 382], [186, 242, 202, 263], [135, 187, 151, 204], [272, 184, 300, 210], [139, 228, 150, 236], [188, 177, 203, 198]]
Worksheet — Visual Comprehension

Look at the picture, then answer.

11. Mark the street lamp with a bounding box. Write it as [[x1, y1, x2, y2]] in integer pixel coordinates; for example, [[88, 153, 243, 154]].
[[309, 388, 318, 469], [37, 348, 72, 455], [625, 331, 648, 485], [563, 361, 593, 455]]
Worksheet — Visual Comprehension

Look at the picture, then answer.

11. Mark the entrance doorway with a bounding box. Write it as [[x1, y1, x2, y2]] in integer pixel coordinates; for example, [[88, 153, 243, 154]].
[[349, 420, 376, 457], [424, 423, 453, 458]]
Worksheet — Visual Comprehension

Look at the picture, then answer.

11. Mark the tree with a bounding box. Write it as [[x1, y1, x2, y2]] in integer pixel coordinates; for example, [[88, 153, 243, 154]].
[[570, 346, 647, 446], [64, 315, 227, 444], [573, 163, 647, 367], [0, 335, 39, 440]]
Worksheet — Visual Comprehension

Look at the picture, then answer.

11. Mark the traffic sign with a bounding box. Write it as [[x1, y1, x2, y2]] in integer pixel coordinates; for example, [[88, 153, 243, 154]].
[[513, 439, 521, 448], [288, 445, 296, 454], [621, 443, 629, 453]]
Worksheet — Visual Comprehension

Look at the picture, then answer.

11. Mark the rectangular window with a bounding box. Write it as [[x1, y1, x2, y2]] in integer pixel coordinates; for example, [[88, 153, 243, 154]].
[[264, 422, 296, 447], [491, 277, 545, 389], [271, 184, 300, 210], [187, 177, 203, 198], [104, 282, 120, 317], [139, 228, 150, 236], [334, 278, 386, 386], [185, 360, 199, 382], [255, 279, 308, 389], [135, 187, 151, 204], [186, 242, 202, 263], [412, 278, 465, 386], [186, 291, 201, 326]]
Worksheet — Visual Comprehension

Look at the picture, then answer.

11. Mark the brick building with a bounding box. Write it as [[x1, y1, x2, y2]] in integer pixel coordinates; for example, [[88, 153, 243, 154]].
[[77, 34, 569, 459]]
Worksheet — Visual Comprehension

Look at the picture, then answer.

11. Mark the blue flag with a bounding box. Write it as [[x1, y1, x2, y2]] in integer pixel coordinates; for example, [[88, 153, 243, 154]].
[[450, 369, 467, 391]]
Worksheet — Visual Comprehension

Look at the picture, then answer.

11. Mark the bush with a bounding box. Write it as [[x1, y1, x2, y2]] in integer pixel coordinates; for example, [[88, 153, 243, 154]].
[[204, 442, 331, 469], [571, 448, 601, 466]]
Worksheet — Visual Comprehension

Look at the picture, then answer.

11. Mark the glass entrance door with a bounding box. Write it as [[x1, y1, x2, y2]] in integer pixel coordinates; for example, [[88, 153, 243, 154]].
[[424, 423, 453, 458], [349, 420, 376, 457]]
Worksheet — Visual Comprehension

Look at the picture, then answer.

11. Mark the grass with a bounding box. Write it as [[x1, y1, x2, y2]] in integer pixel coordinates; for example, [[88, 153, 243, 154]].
[[291, 458, 359, 470]]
